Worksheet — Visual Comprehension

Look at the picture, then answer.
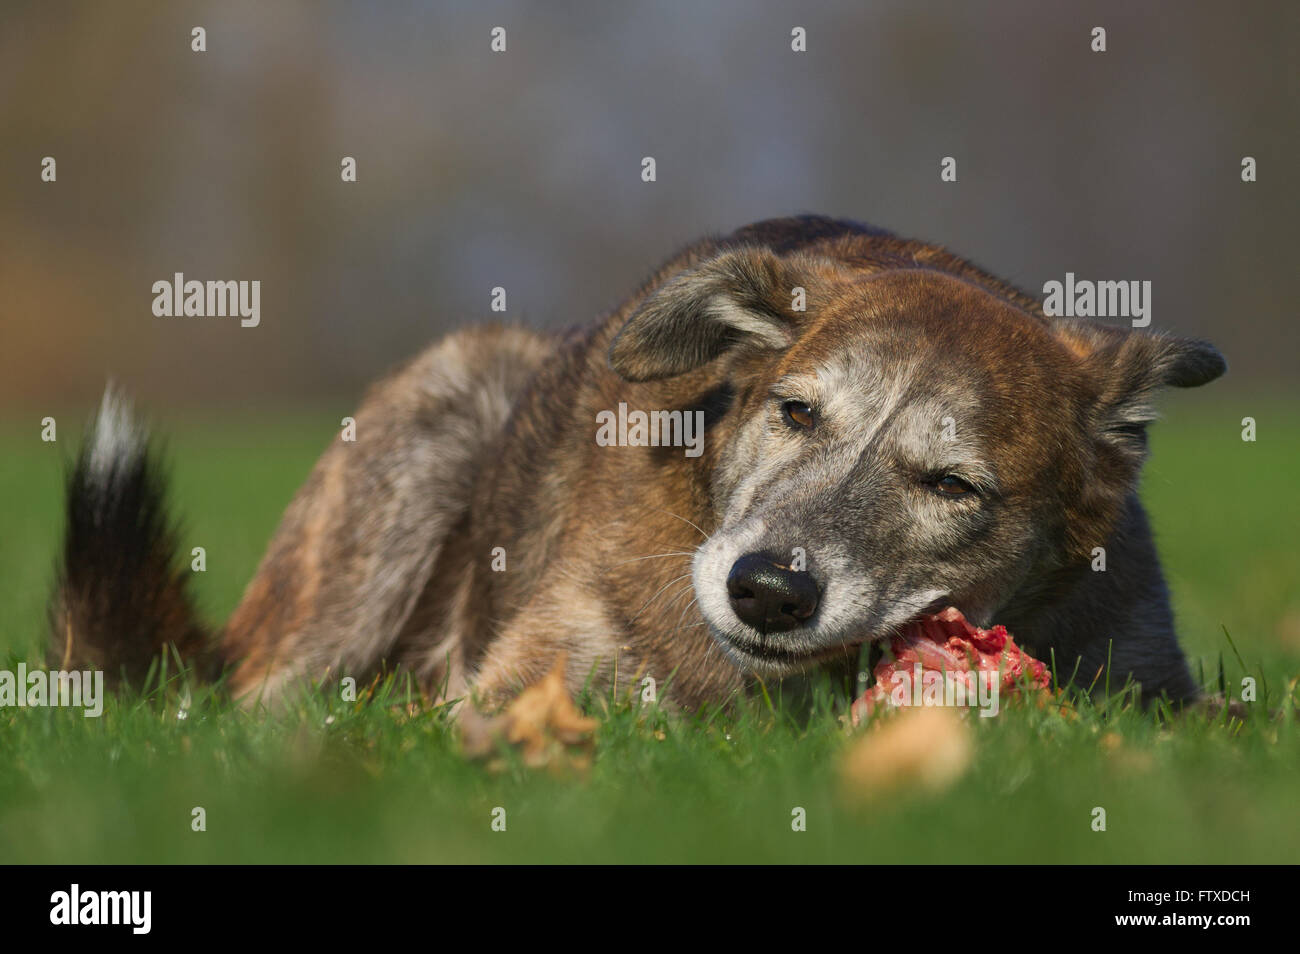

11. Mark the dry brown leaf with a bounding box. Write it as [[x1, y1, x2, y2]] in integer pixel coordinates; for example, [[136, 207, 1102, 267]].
[[1275, 609, 1300, 651], [1114, 751, 1153, 773], [839, 705, 973, 804], [459, 652, 599, 773], [1098, 731, 1154, 772]]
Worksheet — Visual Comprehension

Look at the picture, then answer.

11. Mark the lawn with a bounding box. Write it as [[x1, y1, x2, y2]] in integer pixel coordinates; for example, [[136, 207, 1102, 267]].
[[1, 390, 1297, 863]]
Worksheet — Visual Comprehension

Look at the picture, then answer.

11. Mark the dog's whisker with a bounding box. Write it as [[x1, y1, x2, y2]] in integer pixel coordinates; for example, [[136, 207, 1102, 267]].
[[662, 621, 708, 637], [647, 507, 711, 542], [665, 595, 701, 637], [628, 573, 695, 623], [660, 583, 697, 616], [608, 551, 696, 569]]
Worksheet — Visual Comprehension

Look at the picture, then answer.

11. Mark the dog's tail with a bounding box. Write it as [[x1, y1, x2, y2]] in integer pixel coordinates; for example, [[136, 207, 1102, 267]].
[[47, 386, 221, 687]]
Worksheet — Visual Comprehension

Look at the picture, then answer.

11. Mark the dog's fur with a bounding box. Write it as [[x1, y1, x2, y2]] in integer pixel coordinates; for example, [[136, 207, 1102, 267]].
[[50, 216, 1225, 709]]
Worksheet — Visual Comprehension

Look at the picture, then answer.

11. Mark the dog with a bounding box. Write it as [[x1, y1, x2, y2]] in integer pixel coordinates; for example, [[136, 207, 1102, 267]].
[[49, 215, 1226, 710]]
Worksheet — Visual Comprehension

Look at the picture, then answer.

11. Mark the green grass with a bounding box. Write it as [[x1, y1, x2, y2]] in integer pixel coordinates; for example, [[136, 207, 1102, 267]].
[[1, 392, 1297, 863]]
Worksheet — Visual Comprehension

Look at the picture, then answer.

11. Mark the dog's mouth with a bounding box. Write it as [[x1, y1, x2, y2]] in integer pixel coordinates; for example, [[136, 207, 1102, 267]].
[[716, 601, 960, 671], [717, 633, 828, 666]]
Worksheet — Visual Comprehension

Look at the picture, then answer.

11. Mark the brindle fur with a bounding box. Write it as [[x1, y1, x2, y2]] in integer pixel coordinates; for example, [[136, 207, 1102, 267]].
[[51, 216, 1224, 709]]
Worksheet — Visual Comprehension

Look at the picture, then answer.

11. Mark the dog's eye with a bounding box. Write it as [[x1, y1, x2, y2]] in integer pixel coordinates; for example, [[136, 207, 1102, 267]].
[[931, 475, 975, 497], [781, 400, 816, 430]]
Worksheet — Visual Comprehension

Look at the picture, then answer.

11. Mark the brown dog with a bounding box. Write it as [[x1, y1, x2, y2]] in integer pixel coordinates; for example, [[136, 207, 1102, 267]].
[[50, 216, 1225, 709]]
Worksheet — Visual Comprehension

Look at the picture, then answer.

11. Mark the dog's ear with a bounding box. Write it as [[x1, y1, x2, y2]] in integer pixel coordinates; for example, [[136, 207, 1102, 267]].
[[608, 247, 811, 381], [1070, 323, 1226, 454]]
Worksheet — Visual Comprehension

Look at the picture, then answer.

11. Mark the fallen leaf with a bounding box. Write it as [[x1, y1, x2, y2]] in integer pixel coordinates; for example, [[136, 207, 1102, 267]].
[[839, 705, 973, 803], [1275, 609, 1300, 651], [460, 652, 599, 773]]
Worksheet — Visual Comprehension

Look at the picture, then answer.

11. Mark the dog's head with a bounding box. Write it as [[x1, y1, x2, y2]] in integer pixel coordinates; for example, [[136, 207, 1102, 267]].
[[608, 246, 1225, 674]]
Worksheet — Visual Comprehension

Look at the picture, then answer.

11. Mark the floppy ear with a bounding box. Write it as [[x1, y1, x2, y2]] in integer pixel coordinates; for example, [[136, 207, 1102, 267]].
[[608, 247, 809, 381], [1074, 324, 1226, 453]]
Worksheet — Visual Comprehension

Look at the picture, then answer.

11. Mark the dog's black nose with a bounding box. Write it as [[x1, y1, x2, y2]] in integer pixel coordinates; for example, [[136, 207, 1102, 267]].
[[726, 553, 819, 633]]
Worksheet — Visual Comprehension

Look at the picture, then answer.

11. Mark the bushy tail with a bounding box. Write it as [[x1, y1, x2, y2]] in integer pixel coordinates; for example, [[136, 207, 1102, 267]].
[[47, 386, 220, 687]]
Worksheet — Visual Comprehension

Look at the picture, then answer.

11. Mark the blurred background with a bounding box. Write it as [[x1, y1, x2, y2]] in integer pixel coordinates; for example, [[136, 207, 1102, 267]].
[[1, 1, 1296, 668], [3, 3, 1298, 866], [1, 0, 1296, 412]]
